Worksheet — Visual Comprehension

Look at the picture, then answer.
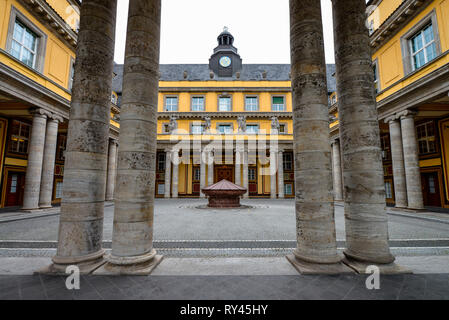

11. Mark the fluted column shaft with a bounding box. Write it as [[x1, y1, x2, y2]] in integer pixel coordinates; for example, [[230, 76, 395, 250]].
[[207, 151, 214, 186], [332, 140, 343, 201], [23, 109, 48, 210], [278, 150, 284, 198], [172, 151, 179, 198], [105, 139, 118, 201], [388, 118, 407, 208], [200, 151, 206, 197], [53, 0, 117, 268], [270, 148, 277, 199], [164, 150, 171, 198], [242, 150, 249, 198], [333, 0, 394, 264], [39, 117, 60, 208], [109, 0, 161, 266], [235, 149, 242, 186], [290, 0, 340, 264], [401, 112, 424, 209]]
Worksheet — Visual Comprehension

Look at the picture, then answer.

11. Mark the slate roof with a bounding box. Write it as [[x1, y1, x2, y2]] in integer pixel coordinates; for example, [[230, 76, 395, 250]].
[[112, 63, 337, 94]]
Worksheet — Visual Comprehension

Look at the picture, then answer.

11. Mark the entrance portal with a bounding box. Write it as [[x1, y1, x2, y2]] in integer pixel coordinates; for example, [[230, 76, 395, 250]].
[[214, 165, 234, 184]]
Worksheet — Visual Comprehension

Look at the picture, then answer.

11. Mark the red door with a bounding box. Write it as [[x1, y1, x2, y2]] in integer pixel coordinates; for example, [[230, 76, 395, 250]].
[[5, 172, 25, 207], [421, 172, 441, 207], [215, 167, 234, 183]]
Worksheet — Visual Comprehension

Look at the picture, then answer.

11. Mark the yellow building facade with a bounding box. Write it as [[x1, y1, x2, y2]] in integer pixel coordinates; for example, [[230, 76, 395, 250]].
[[0, 0, 119, 209], [332, 0, 449, 209]]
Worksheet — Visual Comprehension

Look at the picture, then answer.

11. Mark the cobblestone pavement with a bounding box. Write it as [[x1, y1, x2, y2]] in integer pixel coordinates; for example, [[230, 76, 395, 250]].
[[0, 199, 448, 241], [0, 273, 448, 300]]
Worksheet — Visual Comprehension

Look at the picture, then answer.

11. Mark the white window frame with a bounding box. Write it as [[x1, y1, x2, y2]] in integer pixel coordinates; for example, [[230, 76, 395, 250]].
[[191, 96, 205, 112], [245, 96, 259, 111], [409, 23, 436, 71], [272, 95, 286, 112], [165, 96, 178, 112], [218, 96, 232, 112], [246, 124, 259, 134]]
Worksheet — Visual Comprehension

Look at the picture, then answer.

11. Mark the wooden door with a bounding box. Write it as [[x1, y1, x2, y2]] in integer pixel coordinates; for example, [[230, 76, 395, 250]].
[[215, 167, 234, 183], [5, 171, 25, 207], [421, 172, 441, 207]]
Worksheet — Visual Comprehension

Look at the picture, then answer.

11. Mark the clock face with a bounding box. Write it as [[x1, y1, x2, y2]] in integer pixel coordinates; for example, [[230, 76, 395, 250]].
[[219, 56, 232, 68]]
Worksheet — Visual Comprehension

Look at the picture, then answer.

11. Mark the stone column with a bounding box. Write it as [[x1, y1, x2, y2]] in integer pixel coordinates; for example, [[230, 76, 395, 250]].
[[332, 140, 343, 201], [333, 0, 395, 269], [235, 148, 242, 186], [200, 150, 206, 197], [278, 150, 284, 199], [39, 115, 62, 208], [287, 0, 346, 273], [22, 108, 48, 210], [243, 150, 249, 198], [164, 149, 172, 198], [270, 147, 277, 199], [386, 117, 407, 208], [400, 111, 424, 209], [50, 0, 117, 274], [105, 139, 118, 201], [102, 0, 162, 274], [208, 150, 214, 186], [172, 151, 179, 198]]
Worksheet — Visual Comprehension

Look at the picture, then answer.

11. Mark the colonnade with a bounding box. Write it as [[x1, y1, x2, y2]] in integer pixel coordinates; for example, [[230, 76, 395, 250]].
[[47, 0, 401, 275]]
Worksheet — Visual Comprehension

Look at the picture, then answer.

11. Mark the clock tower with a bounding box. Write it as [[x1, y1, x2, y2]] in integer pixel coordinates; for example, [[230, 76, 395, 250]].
[[209, 27, 242, 77]]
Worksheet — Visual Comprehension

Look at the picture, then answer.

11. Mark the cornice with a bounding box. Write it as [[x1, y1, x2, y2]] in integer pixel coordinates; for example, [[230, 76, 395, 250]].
[[18, 0, 77, 50], [370, 0, 431, 52], [157, 112, 293, 120]]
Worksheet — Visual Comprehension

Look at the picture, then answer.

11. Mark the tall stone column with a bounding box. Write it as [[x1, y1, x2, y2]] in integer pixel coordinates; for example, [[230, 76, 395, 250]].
[[332, 140, 343, 201], [208, 150, 214, 186], [242, 150, 249, 198], [22, 108, 48, 210], [105, 139, 118, 201], [278, 150, 284, 199], [39, 115, 62, 208], [270, 147, 277, 199], [287, 0, 347, 274], [49, 0, 117, 274], [386, 117, 407, 208], [235, 148, 242, 186], [172, 151, 179, 198], [102, 0, 162, 274], [164, 149, 172, 198], [400, 111, 424, 209], [200, 150, 206, 197], [333, 0, 395, 270]]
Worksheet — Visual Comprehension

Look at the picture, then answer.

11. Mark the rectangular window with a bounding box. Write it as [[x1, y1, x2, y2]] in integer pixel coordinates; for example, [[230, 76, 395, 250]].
[[283, 153, 293, 171], [284, 183, 293, 196], [410, 23, 437, 71], [218, 124, 232, 134], [157, 183, 165, 195], [69, 59, 75, 91], [191, 124, 204, 134], [9, 120, 31, 154], [416, 121, 436, 154], [10, 174, 18, 193], [248, 168, 256, 181], [279, 123, 287, 134], [373, 60, 380, 94], [380, 134, 391, 160], [192, 96, 205, 111], [272, 96, 285, 111], [385, 181, 392, 199], [10, 20, 38, 68], [165, 97, 178, 111], [56, 134, 67, 161], [194, 167, 201, 181], [218, 96, 232, 111], [245, 96, 258, 111], [157, 153, 166, 171], [55, 181, 63, 199], [246, 124, 259, 134]]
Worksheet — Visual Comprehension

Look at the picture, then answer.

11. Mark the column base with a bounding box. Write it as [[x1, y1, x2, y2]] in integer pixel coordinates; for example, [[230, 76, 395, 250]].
[[390, 207, 427, 213], [286, 254, 354, 275], [94, 249, 163, 276], [36, 250, 107, 275], [342, 257, 412, 274]]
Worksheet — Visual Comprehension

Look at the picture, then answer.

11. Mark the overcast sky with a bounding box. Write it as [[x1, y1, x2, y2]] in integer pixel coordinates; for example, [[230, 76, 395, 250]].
[[113, 0, 336, 65]]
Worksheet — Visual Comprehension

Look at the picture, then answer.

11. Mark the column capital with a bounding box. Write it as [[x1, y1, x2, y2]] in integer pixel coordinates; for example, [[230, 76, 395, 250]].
[[398, 109, 418, 120], [49, 113, 64, 123], [384, 115, 399, 124], [29, 107, 51, 118]]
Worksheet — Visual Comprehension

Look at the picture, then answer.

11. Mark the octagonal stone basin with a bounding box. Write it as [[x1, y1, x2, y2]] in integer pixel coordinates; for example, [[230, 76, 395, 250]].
[[202, 179, 247, 208]]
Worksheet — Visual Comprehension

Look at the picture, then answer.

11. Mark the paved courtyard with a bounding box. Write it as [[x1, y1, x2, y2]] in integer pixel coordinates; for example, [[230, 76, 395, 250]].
[[1, 199, 449, 241]]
